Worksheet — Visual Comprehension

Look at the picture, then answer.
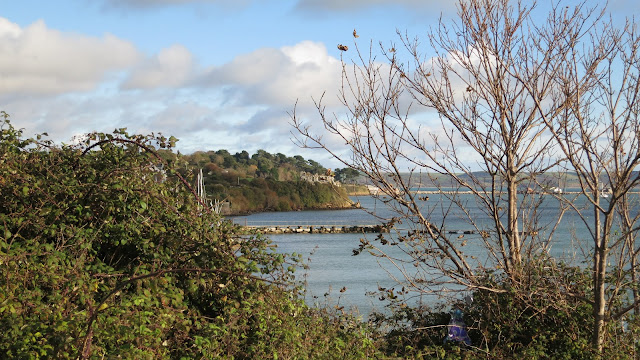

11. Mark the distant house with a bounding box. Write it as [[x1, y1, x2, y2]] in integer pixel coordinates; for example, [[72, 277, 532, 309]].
[[300, 171, 337, 185], [367, 185, 381, 195]]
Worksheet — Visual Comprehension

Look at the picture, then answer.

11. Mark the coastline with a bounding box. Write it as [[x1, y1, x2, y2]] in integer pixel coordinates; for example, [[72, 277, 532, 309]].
[[226, 200, 360, 217]]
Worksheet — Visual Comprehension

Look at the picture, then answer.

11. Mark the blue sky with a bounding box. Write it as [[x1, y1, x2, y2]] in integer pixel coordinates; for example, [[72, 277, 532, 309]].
[[1, 0, 638, 167]]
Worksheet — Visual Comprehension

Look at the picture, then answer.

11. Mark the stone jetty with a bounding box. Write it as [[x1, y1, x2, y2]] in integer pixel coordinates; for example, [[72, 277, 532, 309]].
[[243, 224, 390, 235]]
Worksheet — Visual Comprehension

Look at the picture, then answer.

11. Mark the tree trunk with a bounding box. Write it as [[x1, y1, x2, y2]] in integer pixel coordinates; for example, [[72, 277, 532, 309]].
[[593, 205, 612, 352], [507, 174, 521, 271], [593, 244, 607, 353]]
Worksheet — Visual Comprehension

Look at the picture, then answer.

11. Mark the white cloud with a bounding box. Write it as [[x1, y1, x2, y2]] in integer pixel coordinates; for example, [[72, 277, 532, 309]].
[[0, 18, 141, 96], [210, 47, 289, 86], [200, 41, 342, 107], [123, 44, 195, 89], [295, 0, 454, 13], [143, 100, 220, 135], [0, 16, 403, 167]]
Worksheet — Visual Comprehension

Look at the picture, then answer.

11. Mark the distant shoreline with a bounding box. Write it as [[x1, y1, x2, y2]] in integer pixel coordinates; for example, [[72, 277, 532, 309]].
[[227, 201, 360, 217]]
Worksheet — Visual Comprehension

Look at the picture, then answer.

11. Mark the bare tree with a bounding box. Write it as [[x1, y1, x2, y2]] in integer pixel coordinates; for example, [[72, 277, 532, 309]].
[[291, 0, 599, 297], [529, 13, 640, 352], [396, 0, 588, 277], [290, 0, 640, 353]]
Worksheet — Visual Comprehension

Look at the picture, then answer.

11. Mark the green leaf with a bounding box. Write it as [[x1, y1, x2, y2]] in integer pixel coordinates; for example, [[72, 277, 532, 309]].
[[140, 200, 147, 210]]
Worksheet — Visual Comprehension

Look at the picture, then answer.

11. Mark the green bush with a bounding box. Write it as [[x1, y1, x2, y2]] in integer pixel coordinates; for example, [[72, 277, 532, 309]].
[[0, 115, 379, 359], [369, 257, 639, 359]]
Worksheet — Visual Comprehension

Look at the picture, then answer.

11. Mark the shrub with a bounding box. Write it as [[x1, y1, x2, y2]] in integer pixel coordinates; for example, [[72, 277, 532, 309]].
[[370, 257, 639, 359], [0, 117, 379, 359]]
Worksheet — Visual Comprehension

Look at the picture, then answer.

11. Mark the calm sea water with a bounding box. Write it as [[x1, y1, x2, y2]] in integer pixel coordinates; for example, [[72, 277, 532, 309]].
[[232, 192, 609, 316]]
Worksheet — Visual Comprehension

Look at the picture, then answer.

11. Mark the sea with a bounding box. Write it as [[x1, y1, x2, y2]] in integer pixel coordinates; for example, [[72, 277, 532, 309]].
[[230, 191, 610, 317]]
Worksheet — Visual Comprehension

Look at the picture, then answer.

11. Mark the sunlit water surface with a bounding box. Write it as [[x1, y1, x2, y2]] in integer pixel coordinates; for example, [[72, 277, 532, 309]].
[[232, 192, 613, 316]]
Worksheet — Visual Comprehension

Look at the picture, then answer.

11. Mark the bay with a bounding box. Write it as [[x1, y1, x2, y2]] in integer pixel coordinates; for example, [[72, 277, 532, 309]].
[[232, 196, 403, 316], [231, 192, 608, 316]]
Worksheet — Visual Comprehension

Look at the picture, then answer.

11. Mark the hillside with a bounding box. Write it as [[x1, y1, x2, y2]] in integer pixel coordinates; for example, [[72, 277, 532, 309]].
[[172, 149, 358, 214]]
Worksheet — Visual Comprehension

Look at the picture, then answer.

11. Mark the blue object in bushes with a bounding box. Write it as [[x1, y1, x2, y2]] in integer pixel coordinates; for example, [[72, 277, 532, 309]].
[[445, 309, 471, 345]]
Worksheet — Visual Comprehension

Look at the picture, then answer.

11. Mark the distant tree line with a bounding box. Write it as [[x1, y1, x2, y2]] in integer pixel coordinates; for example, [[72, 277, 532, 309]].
[[181, 149, 327, 180], [165, 149, 355, 214]]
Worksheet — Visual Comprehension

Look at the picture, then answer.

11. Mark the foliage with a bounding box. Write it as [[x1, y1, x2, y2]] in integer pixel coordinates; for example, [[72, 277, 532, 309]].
[[179, 149, 354, 214], [334, 168, 362, 183], [0, 116, 379, 359], [184, 149, 327, 180], [370, 258, 639, 359]]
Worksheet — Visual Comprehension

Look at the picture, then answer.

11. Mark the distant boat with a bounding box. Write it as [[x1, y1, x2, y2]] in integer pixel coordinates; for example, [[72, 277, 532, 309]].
[[550, 186, 563, 194]]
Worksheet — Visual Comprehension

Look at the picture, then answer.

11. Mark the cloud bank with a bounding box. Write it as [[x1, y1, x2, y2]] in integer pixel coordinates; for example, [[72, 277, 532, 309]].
[[201, 41, 341, 107], [0, 18, 140, 95], [0, 16, 345, 160]]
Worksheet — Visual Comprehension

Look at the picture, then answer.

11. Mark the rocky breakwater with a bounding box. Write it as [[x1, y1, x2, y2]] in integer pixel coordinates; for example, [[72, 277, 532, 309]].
[[247, 224, 389, 235]]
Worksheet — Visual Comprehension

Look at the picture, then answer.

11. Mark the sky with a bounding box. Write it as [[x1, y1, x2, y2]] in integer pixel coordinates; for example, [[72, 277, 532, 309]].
[[1, 0, 639, 168]]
